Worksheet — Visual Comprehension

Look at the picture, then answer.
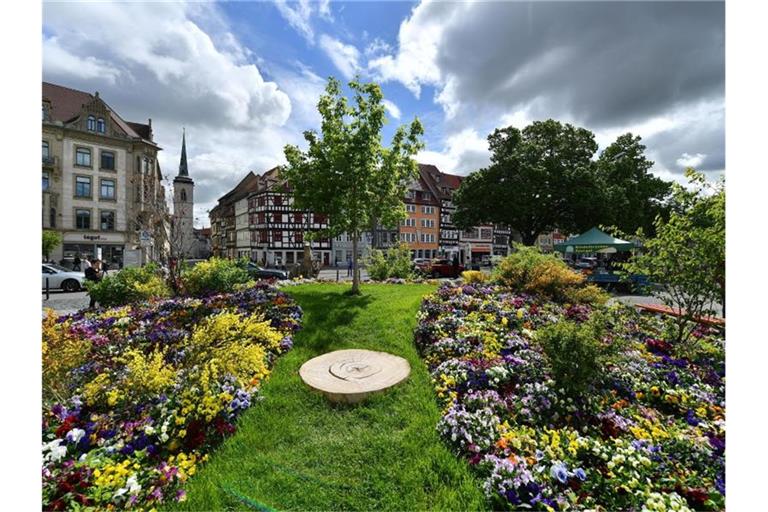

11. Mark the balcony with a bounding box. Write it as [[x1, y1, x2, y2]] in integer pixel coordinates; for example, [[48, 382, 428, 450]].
[[42, 155, 57, 169]]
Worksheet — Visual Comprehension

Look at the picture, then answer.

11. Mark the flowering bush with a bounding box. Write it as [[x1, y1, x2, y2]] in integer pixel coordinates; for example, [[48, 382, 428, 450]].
[[41, 283, 301, 510], [86, 263, 172, 308], [416, 282, 725, 511], [365, 242, 415, 281], [180, 257, 251, 296], [461, 270, 488, 284], [493, 246, 585, 301]]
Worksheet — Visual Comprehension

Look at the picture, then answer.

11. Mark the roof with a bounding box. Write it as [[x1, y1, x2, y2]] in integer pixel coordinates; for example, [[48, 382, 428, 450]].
[[418, 163, 464, 200], [194, 227, 211, 236], [554, 227, 636, 253], [42, 82, 157, 146], [217, 171, 260, 204]]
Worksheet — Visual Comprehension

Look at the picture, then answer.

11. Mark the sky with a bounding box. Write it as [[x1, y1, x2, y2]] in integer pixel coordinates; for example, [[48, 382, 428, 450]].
[[41, 0, 725, 228]]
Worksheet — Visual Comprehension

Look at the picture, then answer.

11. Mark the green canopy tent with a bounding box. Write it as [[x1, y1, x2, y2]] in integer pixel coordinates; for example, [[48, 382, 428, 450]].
[[554, 227, 636, 254]]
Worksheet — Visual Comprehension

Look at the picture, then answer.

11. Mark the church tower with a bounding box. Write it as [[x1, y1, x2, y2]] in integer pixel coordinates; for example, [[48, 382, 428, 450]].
[[173, 129, 195, 257]]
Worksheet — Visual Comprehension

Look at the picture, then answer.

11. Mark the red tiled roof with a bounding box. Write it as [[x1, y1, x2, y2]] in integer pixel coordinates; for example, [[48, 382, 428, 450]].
[[127, 121, 152, 140]]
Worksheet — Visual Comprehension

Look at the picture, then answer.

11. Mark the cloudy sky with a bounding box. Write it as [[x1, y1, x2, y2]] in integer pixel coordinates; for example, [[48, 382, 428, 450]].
[[42, 0, 724, 227]]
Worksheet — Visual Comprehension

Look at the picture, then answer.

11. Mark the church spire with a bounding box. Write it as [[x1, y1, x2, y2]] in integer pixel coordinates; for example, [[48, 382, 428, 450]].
[[178, 128, 189, 177]]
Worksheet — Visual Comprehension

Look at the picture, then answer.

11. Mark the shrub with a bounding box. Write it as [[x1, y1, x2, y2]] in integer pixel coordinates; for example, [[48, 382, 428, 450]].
[[493, 245, 585, 300], [364, 243, 414, 281], [562, 283, 610, 305], [42, 310, 90, 402], [180, 257, 250, 296], [535, 315, 620, 401], [86, 263, 171, 307], [461, 270, 487, 284]]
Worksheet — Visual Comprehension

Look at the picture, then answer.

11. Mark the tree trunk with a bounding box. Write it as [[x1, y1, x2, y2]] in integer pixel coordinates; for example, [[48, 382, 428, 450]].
[[521, 231, 538, 246], [351, 231, 361, 294]]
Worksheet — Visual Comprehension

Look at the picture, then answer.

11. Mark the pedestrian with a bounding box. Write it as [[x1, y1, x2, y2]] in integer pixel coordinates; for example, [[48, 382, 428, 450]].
[[85, 259, 103, 309], [347, 258, 353, 277], [73, 255, 81, 271], [82, 257, 92, 273]]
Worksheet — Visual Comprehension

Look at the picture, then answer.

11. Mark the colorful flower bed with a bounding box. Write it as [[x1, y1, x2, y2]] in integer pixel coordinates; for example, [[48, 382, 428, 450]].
[[415, 282, 725, 511], [42, 283, 302, 510]]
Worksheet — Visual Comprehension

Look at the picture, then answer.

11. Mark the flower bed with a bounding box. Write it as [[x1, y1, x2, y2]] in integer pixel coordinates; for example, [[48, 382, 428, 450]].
[[42, 283, 302, 510], [415, 282, 725, 511]]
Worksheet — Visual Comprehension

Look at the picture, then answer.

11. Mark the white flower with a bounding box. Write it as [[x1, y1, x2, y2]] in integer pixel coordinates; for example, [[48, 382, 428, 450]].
[[144, 425, 155, 435], [44, 439, 67, 462], [66, 428, 86, 444], [126, 474, 141, 494]]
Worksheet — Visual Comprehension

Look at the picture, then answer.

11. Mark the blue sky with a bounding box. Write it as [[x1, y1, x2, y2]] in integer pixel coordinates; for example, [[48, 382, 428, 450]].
[[42, 1, 724, 227]]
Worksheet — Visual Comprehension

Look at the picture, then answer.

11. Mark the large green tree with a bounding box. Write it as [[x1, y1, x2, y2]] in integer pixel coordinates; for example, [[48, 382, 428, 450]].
[[453, 120, 604, 245], [283, 77, 424, 294], [625, 169, 725, 344], [596, 133, 672, 236]]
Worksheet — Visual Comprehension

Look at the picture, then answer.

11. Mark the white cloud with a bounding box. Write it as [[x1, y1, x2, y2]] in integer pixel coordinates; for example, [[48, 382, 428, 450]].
[[319, 34, 361, 80], [273, 0, 315, 43], [364, 37, 392, 57], [318, 0, 333, 21], [382, 99, 401, 120], [676, 152, 707, 168], [417, 128, 490, 175], [42, 37, 122, 84]]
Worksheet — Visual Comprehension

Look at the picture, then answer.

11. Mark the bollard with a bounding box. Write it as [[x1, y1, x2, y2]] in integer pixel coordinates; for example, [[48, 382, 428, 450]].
[[45, 277, 49, 301], [336, 268, 339, 282]]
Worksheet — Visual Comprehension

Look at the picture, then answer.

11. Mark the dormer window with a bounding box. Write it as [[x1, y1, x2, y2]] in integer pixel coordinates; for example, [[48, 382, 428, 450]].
[[87, 115, 96, 131], [97, 117, 106, 133]]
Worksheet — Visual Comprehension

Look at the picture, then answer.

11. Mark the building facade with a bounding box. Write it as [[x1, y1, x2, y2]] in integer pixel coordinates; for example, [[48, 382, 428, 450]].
[[209, 172, 260, 259], [235, 197, 251, 259], [333, 232, 371, 266], [42, 82, 168, 268], [401, 172, 440, 259], [248, 167, 332, 267]]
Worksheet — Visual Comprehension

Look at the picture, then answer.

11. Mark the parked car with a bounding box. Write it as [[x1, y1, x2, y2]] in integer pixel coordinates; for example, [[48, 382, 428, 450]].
[[411, 258, 432, 273], [245, 262, 288, 280], [426, 259, 465, 278], [42, 264, 86, 292]]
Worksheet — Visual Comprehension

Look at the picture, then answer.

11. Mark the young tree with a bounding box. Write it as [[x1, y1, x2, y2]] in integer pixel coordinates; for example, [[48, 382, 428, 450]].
[[283, 77, 424, 294], [596, 133, 672, 236], [625, 169, 725, 345], [452, 120, 604, 245], [42, 230, 62, 261]]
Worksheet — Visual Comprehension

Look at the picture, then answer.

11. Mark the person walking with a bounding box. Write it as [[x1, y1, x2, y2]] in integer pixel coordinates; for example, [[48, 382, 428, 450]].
[[347, 258, 353, 277], [85, 259, 103, 309]]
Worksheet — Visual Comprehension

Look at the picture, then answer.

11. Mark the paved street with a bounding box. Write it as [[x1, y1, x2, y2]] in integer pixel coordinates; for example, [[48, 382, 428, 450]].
[[42, 290, 89, 316], [609, 293, 723, 318]]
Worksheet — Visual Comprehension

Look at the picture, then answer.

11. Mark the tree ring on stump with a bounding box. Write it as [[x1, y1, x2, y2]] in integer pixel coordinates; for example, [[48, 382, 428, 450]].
[[299, 349, 411, 403]]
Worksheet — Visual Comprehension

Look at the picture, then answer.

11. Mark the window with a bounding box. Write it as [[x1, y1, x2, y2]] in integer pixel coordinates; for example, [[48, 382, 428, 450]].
[[258, 196, 265, 206], [258, 212, 265, 224], [422, 206, 435, 214], [260, 230, 268, 242], [75, 147, 91, 167], [100, 179, 115, 199], [273, 230, 282, 242], [75, 176, 92, 197], [75, 209, 91, 229], [100, 211, 115, 231], [100, 151, 115, 170], [42, 171, 49, 191], [87, 116, 96, 131], [42, 141, 50, 159], [180, 189, 187, 202], [294, 212, 303, 223], [49, 208, 56, 228], [274, 195, 283, 206], [406, 204, 416, 212], [96, 118, 106, 133], [315, 213, 327, 224]]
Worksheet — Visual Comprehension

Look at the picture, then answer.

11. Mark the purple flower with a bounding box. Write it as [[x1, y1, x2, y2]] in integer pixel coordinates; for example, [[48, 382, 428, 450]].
[[573, 468, 587, 481]]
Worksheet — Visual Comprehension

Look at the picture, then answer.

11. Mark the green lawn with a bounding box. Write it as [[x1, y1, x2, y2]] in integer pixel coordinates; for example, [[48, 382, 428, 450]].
[[171, 283, 485, 511]]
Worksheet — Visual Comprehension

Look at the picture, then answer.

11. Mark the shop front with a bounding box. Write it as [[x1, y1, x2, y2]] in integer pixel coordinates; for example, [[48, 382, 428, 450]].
[[61, 232, 126, 269], [469, 244, 492, 266]]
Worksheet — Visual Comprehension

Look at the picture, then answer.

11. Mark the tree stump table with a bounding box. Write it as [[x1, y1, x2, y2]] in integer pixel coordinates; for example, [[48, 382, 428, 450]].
[[299, 349, 411, 403]]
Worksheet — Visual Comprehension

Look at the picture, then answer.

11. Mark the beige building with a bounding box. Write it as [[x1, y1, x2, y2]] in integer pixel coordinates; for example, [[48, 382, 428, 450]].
[[42, 82, 169, 267]]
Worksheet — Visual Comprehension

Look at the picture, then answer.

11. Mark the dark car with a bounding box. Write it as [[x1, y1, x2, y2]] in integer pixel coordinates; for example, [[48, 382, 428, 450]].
[[427, 259, 464, 278], [245, 262, 288, 280]]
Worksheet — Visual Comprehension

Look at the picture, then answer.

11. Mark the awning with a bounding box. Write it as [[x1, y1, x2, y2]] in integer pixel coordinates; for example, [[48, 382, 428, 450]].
[[554, 227, 636, 254]]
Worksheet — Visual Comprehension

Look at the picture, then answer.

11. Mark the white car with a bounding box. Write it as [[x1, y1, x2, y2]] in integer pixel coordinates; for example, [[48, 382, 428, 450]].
[[42, 264, 86, 292]]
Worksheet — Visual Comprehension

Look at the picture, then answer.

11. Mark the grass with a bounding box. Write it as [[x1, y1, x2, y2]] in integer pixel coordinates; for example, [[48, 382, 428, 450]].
[[171, 283, 485, 511]]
